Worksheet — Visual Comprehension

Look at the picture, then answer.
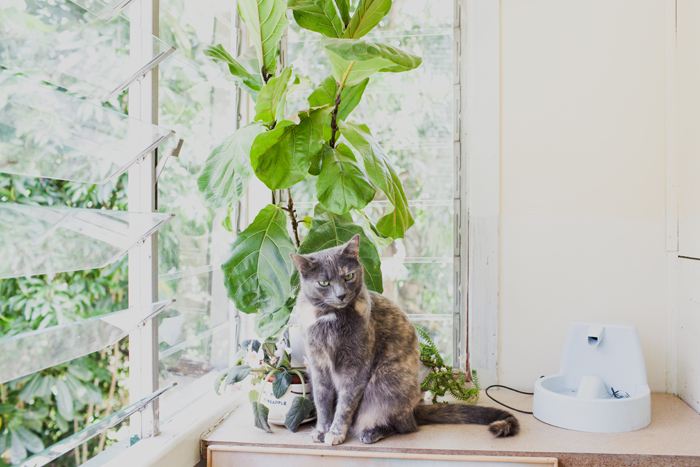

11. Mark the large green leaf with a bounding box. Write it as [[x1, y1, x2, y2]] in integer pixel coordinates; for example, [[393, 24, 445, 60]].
[[254, 305, 291, 338], [64, 373, 88, 404], [0, 432, 7, 458], [55, 378, 74, 421], [67, 364, 93, 381], [224, 365, 252, 388], [288, 0, 344, 38], [308, 75, 369, 121], [272, 372, 293, 399], [222, 205, 296, 314], [316, 144, 375, 215], [18, 373, 41, 402], [323, 37, 422, 86], [197, 123, 264, 209], [284, 396, 314, 432], [238, 0, 289, 77], [204, 44, 263, 98], [340, 122, 414, 239], [9, 430, 26, 465], [15, 427, 43, 454], [250, 106, 332, 190], [254, 67, 292, 122], [251, 401, 272, 432], [287, 74, 312, 98], [343, 0, 392, 39], [298, 204, 383, 292], [335, 0, 350, 25]]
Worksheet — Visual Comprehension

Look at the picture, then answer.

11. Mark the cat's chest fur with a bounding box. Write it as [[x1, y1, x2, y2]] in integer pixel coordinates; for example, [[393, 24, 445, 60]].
[[297, 291, 372, 372]]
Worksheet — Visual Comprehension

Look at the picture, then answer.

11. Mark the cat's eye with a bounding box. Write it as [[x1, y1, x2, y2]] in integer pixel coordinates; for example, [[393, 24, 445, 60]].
[[344, 273, 354, 281], [319, 281, 329, 287]]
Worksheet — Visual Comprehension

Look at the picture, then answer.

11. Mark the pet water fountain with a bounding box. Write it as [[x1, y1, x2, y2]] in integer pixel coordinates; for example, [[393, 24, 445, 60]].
[[533, 323, 651, 433]]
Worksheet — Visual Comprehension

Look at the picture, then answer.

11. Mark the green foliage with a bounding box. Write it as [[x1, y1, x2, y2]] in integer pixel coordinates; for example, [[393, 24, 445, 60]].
[[308, 76, 369, 140], [316, 144, 375, 214], [341, 122, 414, 239], [297, 205, 383, 292], [287, 0, 344, 38], [237, 0, 289, 78], [323, 37, 422, 86], [203, 44, 263, 98], [415, 324, 479, 405], [342, 0, 392, 39], [250, 107, 332, 190], [216, 332, 313, 433], [284, 395, 314, 432], [254, 305, 292, 338], [254, 67, 293, 122], [196, 123, 264, 210], [199, 0, 421, 338], [0, 174, 129, 466], [222, 205, 297, 315]]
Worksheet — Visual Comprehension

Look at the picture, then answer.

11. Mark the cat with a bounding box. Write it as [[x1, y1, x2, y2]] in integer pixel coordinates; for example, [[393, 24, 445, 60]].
[[290, 234, 519, 445]]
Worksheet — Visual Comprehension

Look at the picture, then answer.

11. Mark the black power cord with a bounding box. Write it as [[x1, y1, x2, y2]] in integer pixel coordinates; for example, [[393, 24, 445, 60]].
[[485, 385, 534, 415]]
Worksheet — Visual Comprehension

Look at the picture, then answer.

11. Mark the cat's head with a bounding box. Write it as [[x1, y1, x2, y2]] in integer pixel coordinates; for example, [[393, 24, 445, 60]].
[[290, 235, 365, 309]]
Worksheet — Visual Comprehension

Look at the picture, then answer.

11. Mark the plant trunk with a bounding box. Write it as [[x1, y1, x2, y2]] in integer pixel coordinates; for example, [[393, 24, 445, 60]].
[[98, 345, 120, 453]]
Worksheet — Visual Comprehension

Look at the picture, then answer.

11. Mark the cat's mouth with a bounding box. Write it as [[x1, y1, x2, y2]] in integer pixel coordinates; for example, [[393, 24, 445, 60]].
[[328, 296, 354, 309]]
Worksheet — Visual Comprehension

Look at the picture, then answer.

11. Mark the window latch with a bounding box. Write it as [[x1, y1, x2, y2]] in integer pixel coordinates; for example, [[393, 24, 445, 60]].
[[155, 138, 184, 182]]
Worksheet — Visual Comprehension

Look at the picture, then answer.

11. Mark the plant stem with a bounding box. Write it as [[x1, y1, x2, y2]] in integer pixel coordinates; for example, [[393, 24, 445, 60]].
[[329, 63, 354, 148], [285, 188, 301, 248], [328, 93, 342, 148], [73, 419, 81, 465], [257, 369, 278, 405], [83, 402, 93, 461], [290, 370, 306, 400], [98, 345, 119, 453]]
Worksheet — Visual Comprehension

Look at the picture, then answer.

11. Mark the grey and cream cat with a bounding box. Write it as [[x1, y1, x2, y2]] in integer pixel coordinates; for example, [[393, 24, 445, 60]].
[[290, 235, 519, 446]]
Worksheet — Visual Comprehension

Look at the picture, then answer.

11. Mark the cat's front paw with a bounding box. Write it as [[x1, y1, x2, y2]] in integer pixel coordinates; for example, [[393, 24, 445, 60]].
[[323, 431, 346, 446], [310, 429, 326, 443]]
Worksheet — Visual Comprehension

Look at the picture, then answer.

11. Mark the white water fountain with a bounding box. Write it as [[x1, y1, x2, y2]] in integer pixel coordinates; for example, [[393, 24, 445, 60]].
[[533, 323, 651, 433]]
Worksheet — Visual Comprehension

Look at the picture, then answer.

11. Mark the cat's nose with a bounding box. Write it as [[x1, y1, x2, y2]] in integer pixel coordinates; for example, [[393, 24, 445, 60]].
[[337, 293, 346, 301]]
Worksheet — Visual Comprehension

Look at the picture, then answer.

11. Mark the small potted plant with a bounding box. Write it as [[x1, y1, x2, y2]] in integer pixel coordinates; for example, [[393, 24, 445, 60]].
[[415, 324, 480, 404], [214, 328, 314, 432]]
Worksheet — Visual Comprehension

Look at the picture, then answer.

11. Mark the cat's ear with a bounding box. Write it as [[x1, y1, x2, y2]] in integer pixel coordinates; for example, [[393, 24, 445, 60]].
[[342, 234, 361, 258], [290, 253, 313, 273]]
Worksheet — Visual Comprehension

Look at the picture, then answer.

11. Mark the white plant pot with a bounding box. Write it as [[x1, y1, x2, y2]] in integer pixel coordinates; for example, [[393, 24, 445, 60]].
[[261, 379, 315, 426]]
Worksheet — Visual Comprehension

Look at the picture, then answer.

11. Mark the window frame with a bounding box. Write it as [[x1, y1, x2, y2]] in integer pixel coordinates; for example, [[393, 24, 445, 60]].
[[118, 0, 503, 461], [127, 0, 162, 440]]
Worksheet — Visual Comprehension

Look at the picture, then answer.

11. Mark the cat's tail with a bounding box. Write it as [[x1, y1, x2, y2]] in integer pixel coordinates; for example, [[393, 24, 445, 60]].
[[413, 404, 519, 437]]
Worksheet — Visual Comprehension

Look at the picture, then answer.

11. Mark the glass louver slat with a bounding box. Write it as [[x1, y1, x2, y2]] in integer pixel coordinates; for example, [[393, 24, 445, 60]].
[[0, 300, 174, 384], [0, 203, 173, 279], [0, 73, 175, 184], [0, 0, 176, 101], [17, 383, 176, 467], [66, 0, 138, 21]]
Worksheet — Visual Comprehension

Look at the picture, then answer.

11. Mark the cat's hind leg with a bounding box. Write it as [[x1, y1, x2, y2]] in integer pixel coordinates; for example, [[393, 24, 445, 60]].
[[358, 425, 396, 444]]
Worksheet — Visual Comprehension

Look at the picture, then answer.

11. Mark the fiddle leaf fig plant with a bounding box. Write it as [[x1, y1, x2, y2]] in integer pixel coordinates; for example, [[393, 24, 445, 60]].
[[198, 0, 421, 338]]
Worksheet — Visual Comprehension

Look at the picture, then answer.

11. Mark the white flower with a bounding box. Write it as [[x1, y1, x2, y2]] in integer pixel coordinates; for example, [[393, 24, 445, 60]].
[[274, 340, 291, 358], [303, 356, 309, 368], [246, 347, 265, 368]]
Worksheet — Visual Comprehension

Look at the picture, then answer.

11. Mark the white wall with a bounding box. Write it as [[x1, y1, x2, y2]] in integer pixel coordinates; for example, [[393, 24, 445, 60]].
[[675, 0, 700, 413], [496, 0, 669, 392]]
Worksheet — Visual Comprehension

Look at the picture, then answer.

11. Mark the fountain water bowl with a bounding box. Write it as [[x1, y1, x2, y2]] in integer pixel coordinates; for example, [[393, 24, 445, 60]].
[[533, 323, 651, 433]]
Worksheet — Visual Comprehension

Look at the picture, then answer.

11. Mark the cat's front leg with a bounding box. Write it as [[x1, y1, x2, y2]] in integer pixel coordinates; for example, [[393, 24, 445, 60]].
[[309, 368, 336, 443], [325, 381, 367, 446]]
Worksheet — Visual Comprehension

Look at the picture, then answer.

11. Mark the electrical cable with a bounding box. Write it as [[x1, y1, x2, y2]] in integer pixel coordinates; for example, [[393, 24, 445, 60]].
[[485, 385, 534, 414]]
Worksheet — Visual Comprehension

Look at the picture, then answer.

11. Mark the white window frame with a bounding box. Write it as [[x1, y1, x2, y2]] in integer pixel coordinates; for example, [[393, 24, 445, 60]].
[[111, 0, 503, 464], [127, 0, 161, 440], [463, 0, 500, 388]]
